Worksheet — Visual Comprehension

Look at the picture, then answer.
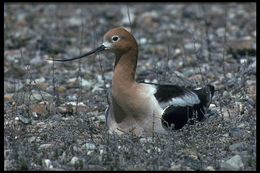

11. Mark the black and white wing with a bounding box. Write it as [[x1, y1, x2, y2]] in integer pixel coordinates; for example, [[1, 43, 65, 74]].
[[145, 82, 215, 130]]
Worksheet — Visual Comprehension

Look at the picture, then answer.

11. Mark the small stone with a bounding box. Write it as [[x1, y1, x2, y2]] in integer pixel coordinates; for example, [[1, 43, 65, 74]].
[[222, 110, 230, 119], [121, 8, 135, 25], [4, 149, 12, 158], [73, 146, 81, 152], [4, 81, 23, 93], [229, 127, 243, 138], [222, 133, 229, 137], [60, 151, 67, 162], [4, 159, 13, 170], [4, 93, 14, 102], [240, 58, 247, 64], [170, 163, 181, 171], [188, 74, 202, 82], [137, 11, 159, 31], [67, 77, 77, 84], [56, 106, 68, 114], [34, 77, 46, 83], [82, 143, 96, 155], [18, 114, 31, 124], [206, 166, 215, 171], [227, 39, 254, 51], [68, 17, 82, 26], [57, 86, 66, 93], [229, 143, 244, 151], [139, 37, 147, 44], [32, 101, 49, 115], [28, 136, 36, 143], [30, 52, 43, 65], [184, 42, 201, 51], [13, 90, 52, 103], [209, 104, 216, 108], [82, 143, 96, 151], [97, 115, 106, 123], [32, 112, 38, 117], [220, 155, 244, 170], [175, 48, 181, 55], [139, 137, 153, 144], [81, 78, 93, 89], [39, 144, 53, 150], [216, 27, 226, 37], [42, 159, 53, 169], [70, 156, 79, 165]]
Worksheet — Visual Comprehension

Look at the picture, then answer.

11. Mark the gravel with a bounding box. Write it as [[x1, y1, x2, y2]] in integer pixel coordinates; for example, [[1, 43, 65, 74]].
[[4, 3, 256, 171]]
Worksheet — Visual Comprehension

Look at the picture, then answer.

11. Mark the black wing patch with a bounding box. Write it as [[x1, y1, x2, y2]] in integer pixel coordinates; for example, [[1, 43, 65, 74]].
[[143, 82, 200, 107], [160, 85, 215, 130], [143, 82, 196, 102]]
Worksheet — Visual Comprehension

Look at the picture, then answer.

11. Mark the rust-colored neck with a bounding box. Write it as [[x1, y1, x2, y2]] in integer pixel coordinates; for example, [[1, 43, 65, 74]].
[[112, 47, 138, 88]]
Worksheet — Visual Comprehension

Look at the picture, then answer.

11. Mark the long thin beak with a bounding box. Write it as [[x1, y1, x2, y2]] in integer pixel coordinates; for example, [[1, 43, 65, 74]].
[[48, 45, 106, 62]]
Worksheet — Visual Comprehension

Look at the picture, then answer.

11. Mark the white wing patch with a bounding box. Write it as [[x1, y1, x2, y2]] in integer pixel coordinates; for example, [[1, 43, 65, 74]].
[[171, 91, 200, 107]]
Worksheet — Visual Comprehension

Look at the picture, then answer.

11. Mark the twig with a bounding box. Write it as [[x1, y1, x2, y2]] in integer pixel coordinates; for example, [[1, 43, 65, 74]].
[[222, 6, 228, 90], [75, 11, 84, 114], [126, 5, 133, 33]]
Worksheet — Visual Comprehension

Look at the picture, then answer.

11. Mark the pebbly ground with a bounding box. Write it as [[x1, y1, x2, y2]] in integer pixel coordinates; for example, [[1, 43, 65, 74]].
[[4, 3, 256, 171]]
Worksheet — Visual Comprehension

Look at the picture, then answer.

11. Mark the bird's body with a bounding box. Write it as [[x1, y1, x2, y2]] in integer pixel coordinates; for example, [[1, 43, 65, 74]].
[[51, 27, 215, 137]]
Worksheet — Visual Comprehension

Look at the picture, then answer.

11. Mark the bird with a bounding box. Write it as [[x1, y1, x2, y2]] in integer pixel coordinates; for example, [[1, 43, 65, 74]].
[[49, 27, 215, 137]]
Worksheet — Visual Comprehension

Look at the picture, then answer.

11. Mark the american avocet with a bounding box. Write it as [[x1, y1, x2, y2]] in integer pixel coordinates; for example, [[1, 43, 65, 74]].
[[50, 27, 214, 136]]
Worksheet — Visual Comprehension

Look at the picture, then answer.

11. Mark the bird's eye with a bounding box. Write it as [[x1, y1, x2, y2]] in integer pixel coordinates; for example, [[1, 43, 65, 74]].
[[112, 35, 119, 42]]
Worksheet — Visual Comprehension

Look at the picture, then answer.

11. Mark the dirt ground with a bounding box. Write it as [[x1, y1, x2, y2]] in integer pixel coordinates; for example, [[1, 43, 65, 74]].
[[4, 3, 256, 171]]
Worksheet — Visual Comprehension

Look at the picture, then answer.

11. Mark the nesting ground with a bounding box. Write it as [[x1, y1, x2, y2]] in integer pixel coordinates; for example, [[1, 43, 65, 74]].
[[4, 3, 256, 171]]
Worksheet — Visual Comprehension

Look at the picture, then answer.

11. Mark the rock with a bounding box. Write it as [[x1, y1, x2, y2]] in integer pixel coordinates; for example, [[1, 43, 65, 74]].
[[34, 77, 46, 83], [246, 60, 256, 75], [4, 149, 12, 158], [57, 102, 88, 114], [30, 51, 44, 65], [229, 127, 244, 139], [13, 90, 52, 104], [229, 143, 244, 151], [18, 113, 31, 124], [137, 11, 159, 32], [4, 81, 24, 93], [57, 86, 66, 93], [206, 166, 215, 171], [80, 78, 93, 89], [139, 137, 153, 144], [56, 106, 69, 114], [59, 151, 67, 163], [227, 39, 256, 58], [5, 62, 26, 77], [227, 39, 255, 52], [220, 155, 244, 170], [184, 42, 201, 51], [73, 146, 81, 152], [42, 159, 53, 169], [4, 93, 14, 102], [121, 7, 135, 25], [39, 144, 53, 150], [82, 142, 96, 151], [97, 115, 106, 123], [28, 136, 36, 143], [170, 163, 181, 171], [70, 157, 83, 169], [4, 159, 13, 170], [68, 17, 82, 27], [188, 74, 202, 82], [70, 156, 79, 165], [216, 27, 226, 37], [32, 101, 50, 115], [81, 142, 96, 155]]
